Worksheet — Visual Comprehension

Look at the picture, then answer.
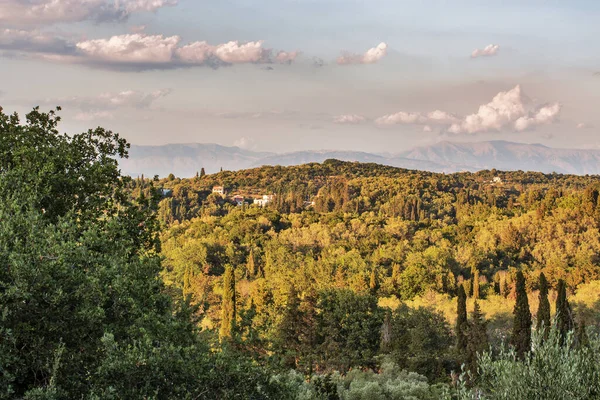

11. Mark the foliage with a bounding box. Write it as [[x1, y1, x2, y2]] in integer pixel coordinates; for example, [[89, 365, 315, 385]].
[[510, 271, 532, 359], [452, 327, 600, 400]]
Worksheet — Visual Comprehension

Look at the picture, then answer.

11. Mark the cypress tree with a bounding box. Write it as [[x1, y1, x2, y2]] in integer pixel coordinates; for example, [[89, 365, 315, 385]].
[[510, 271, 532, 359], [200, 167, 206, 177], [556, 279, 574, 344], [369, 269, 379, 294], [466, 301, 488, 373], [246, 249, 256, 278], [456, 285, 468, 352], [220, 265, 237, 339], [536, 272, 551, 339], [472, 269, 480, 300], [277, 286, 302, 368]]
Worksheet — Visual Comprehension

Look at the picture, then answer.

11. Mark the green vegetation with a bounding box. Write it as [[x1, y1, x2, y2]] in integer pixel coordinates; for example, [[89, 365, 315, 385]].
[[3, 107, 600, 399]]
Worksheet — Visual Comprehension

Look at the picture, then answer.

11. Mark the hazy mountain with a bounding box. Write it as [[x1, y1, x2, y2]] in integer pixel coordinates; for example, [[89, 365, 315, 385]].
[[120, 143, 274, 177], [399, 141, 600, 175], [120, 141, 600, 177]]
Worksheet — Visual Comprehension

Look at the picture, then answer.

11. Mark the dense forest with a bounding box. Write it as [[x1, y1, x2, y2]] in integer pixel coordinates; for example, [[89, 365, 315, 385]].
[[2, 108, 600, 399]]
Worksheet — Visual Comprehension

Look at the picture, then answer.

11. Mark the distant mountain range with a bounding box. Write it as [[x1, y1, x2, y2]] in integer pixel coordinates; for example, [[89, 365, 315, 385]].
[[120, 141, 600, 177]]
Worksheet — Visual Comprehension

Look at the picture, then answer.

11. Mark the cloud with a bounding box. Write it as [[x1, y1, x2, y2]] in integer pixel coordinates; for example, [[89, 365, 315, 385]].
[[0, 28, 75, 54], [129, 25, 147, 33], [337, 42, 387, 65], [375, 109, 458, 126], [448, 85, 561, 134], [45, 89, 171, 115], [233, 136, 257, 150], [2, 31, 299, 70], [376, 111, 426, 125], [514, 103, 561, 132], [333, 114, 366, 124], [275, 50, 299, 64], [373, 85, 560, 135], [77, 34, 180, 65], [312, 57, 325, 68], [0, 0, 177, 26], [577, 122, 591, 129], [74, 111, 114, 121], [471, 44, 500, 58]]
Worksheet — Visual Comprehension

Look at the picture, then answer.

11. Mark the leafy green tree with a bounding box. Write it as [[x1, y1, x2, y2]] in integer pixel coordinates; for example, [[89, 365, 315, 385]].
[[536, 272, 551, 339], [510, 271, 532, 359], [388, 306, 454, 382], [316, 289, 383, 372], [0, 107, 286, 399]]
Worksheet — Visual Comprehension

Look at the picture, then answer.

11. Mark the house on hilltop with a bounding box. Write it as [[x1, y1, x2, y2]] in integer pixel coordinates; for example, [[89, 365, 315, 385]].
[[212, 186, 225, 196], [254, 194, 274, 207], [233, 195, 245, 206]]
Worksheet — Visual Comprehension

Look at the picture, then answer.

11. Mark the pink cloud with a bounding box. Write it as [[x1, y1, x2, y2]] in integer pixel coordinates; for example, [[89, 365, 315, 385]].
[[337, 42, 387, 65]]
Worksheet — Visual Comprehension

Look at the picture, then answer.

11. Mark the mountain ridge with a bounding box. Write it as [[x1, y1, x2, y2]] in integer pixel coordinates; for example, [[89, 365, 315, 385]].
[[119, 140, 600, 178]]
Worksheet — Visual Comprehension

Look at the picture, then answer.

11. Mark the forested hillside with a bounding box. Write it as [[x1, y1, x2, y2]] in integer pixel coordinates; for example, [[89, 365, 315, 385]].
[[3, 107, 600, 399], [132, 159, 600, 385]]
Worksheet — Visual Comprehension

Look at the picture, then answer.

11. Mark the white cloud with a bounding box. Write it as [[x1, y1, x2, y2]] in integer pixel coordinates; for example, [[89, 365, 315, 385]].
[[426, 110, 460, 124], [577, 122, 590, 129], [74, 111, 114, 121], [449, 85, 561, 134], [76, 34, 179, 64], [0, 28, 74, 54], [275, 50, 299, 64], [375, 111, 426, 125], [0, 0, 177, 26], [5, 32, 299, 70], [471, 44, 500, 58], [333, 114, 366, 124], [213, 41, 269, 64], [374, 85, 560, 135], [375, 109, 458, 127], [337, 42, 387, 65], [234, 136, 256, 150], [46, 89, 171, 112], [514, 103, 561, 132]]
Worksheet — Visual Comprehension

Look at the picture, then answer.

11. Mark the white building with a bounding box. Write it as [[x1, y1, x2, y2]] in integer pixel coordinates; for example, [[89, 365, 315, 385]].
[[212, 186, 225, 195], [253, 194, 274, 207]]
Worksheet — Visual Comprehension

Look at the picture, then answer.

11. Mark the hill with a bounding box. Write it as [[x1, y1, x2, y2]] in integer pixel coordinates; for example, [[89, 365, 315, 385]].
[[120, 141, 600, 177]]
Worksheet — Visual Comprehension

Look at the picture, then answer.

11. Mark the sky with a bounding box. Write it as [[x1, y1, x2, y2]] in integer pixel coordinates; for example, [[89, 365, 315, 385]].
[[1, 0, 600, 153]]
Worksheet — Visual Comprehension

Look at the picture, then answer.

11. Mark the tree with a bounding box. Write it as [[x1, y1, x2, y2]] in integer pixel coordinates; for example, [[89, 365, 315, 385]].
[[275, 286, 303, 369], [453, 326, 600, 400], [369, 269, 379, 294], [556, 279, 574, 344], [536, 272, 551, 339], [0, 107, 287, 399], [200, 167, 206, 177], [511, 271, 532, 359], [472, 269, 480, 300], [388, 305, 454, 381], [316, 289, 383, 371], [466, 301, 488, 373], [220, 265, 237, 339], [456, 285, 468, 352]]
